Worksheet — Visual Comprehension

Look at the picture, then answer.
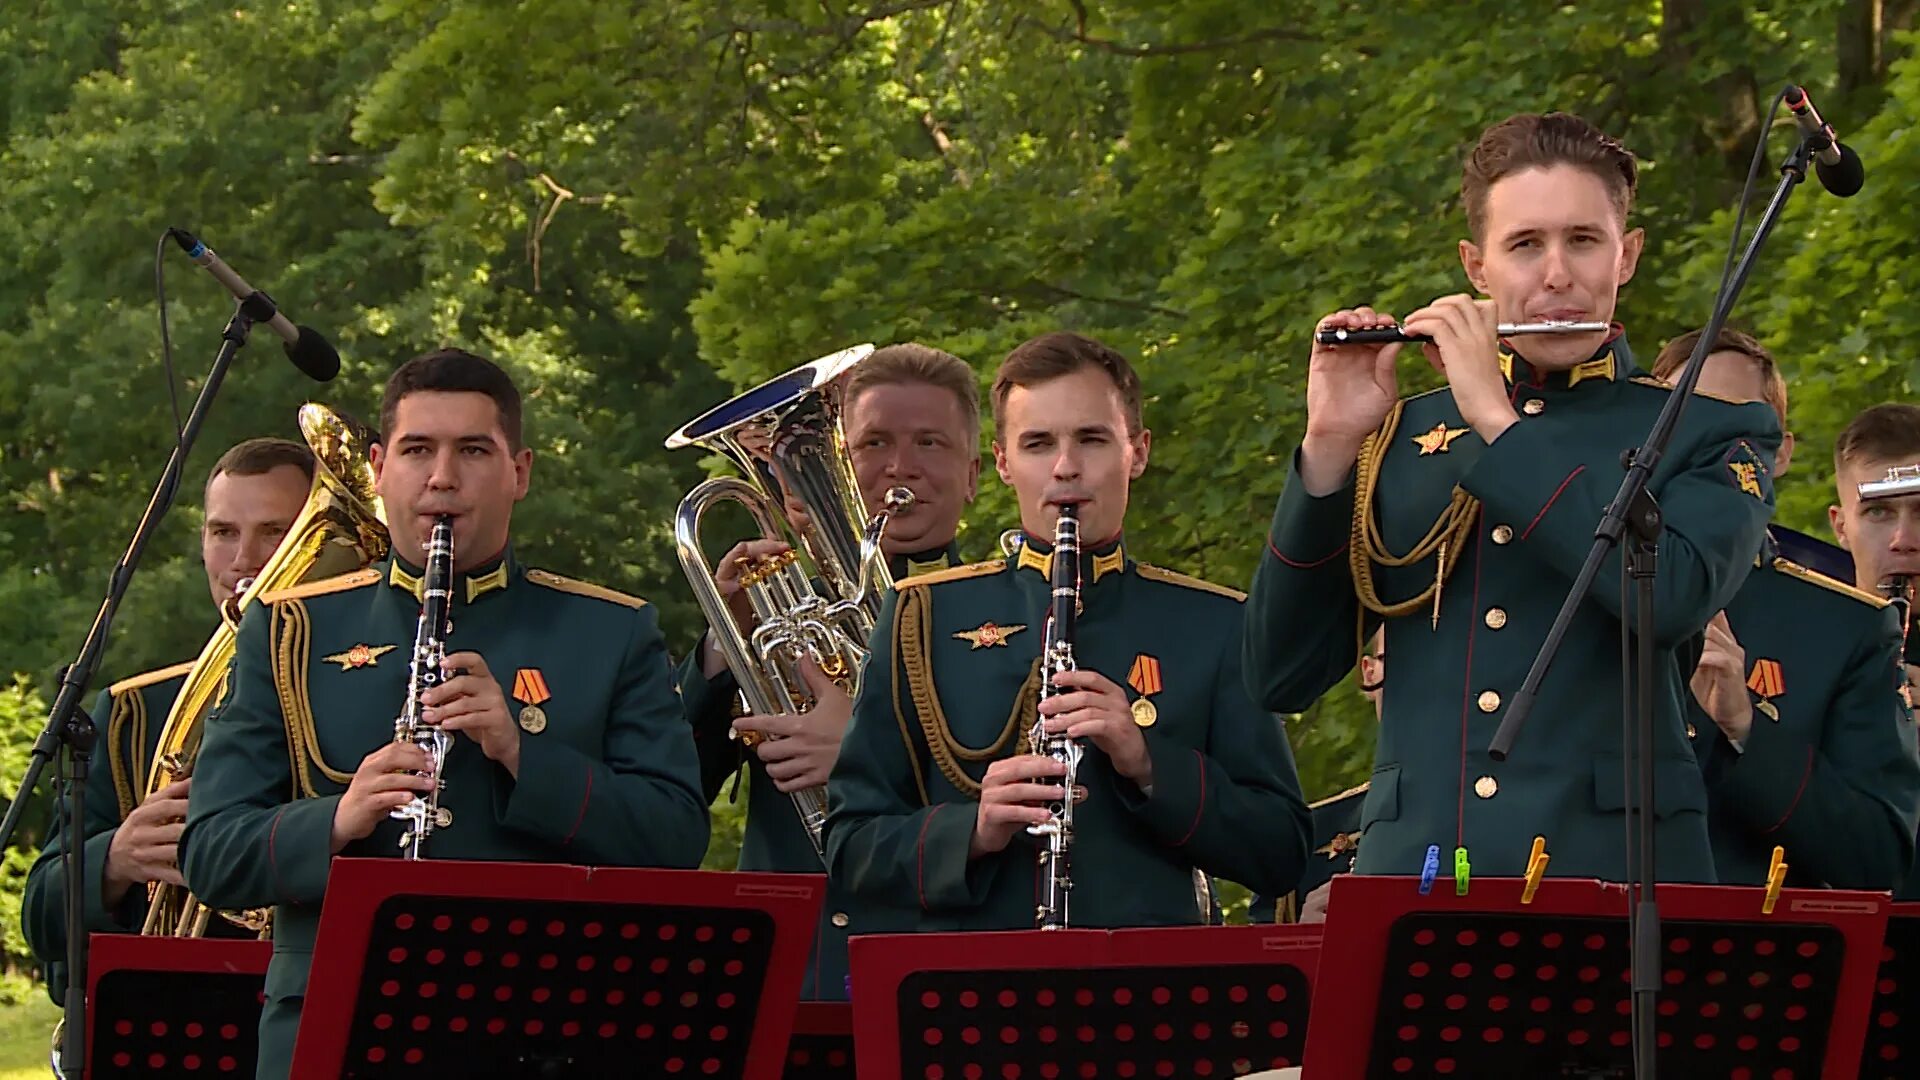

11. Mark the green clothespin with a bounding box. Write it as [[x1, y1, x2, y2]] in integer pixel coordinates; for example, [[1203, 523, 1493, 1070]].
[[1453, 846, 1471, 896]]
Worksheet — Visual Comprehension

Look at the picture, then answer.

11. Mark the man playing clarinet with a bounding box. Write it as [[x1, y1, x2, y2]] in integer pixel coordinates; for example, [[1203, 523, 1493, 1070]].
[[826, 331, 1309, 933], [1246, 112, 1781, 882]]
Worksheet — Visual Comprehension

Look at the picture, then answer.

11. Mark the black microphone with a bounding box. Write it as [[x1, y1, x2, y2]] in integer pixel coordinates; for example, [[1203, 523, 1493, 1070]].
[[167, 228, 340, 381], [1783, 84, 1866, 197]]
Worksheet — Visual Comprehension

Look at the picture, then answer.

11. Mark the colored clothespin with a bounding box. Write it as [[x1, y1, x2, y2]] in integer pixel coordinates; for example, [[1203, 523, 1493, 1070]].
[[1521, 836, 1550, 904], [1419, 844, 1441, 895], [1453, 846, 1471, 896], [1762, 845, 1788, 915]]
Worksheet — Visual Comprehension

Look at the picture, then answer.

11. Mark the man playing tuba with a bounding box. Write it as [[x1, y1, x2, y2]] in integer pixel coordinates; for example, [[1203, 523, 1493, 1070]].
[[22, 437, 315, 1002]]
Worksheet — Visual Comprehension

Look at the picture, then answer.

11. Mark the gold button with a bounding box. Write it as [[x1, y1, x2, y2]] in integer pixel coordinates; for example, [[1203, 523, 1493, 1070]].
[[1686, 723, 1697, 739], [1477, 690, 1501, 713], [1491, 524, 1514, 545], [1474, 776, 1499, 799], [1484, 608, 1508, 630], [1522, 399, 1545, 416], [830, 912, 850, 928]]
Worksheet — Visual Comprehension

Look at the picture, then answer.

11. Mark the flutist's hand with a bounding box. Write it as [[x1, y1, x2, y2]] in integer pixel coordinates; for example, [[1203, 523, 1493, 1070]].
[[330, 742, 435, 854], [702, 539, 794, 677], [1300, 307, 1403, 496], [1689, 611, 1753, 744], [1039, 668, 1153, 788], [424, 652, 521, 778], [970, 755, 1069, 859], [102, 777, 190, 905], [1399, 294, 1516, 444], [733, 659, 848, 792]]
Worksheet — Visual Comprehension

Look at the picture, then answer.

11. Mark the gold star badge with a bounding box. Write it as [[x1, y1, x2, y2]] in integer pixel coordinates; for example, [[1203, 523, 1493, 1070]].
[[321, 643, 399, 670], [1316, 831, 1362, 859], [953, 621, 1026, 649], [1412, 423, 1469, 456]]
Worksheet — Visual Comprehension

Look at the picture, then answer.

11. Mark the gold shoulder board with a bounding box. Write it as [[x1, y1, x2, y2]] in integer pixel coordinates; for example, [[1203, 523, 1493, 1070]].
[[261, 567, 382, 604], [1771, 557, 1892, 608], [107, 659, 198, 698], [894, 559, 1006, 590], [1309, 781, 1371, 810], [1135, 563, 1247, 602], [1629, 375, 1751, 407], [525, 568, 648, 609]]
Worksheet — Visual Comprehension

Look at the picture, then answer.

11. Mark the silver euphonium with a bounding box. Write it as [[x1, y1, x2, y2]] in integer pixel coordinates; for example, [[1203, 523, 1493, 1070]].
[[1029, 505, 1083, 930], [667, 345, 912, 859], [391, 515, 456, 860]]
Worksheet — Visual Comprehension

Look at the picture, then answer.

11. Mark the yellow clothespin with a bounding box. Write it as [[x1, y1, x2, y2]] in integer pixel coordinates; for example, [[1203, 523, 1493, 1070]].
[[1521, 836, 1550, 904], [1761, 845, 1788, 915]]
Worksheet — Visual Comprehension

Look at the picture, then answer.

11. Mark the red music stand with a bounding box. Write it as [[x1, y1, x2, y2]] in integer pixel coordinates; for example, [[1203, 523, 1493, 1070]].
[[784, 1002, 854, 1077], [291, 859, 825, 1079], [1304, 874, 1890, 1078], [1858, 900, 1920, 1079], [85, 935, 271, 1079], [849, 924, 1323, 1079]]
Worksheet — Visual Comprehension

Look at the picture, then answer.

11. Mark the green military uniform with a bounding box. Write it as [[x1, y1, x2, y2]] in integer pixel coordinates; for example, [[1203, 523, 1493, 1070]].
[[1251, 783, 1366, 923], [181, 550, 709, 1080], [22, 661, 193, 1003], [824, 536, 1311, 934], [1694, 528, 1920, 887], [677, 541, 961, 1000], [1246, 333, 1781, 882]]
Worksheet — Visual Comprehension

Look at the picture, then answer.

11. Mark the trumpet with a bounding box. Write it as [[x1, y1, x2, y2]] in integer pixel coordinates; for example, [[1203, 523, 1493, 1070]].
[[1315, 320, 1609, 345], [667, 345, 910, 858]]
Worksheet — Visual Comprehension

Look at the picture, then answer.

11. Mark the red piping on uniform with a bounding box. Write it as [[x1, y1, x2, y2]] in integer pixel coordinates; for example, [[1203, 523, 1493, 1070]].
[[1268, 536, 1348, 569], [1760, 748, 1816, 833], [1456, 526, 1488, 848], [561, 767, 593, 846], [1173, 749, 1208, 847], [1522, 466, 1586, 541], [915, 804, 944, 910]]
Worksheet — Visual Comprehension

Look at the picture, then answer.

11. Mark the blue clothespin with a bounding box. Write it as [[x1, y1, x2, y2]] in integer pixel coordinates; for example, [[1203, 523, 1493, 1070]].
[[1418, 844, 1441, 895], [1453, 846, 1471, 896]]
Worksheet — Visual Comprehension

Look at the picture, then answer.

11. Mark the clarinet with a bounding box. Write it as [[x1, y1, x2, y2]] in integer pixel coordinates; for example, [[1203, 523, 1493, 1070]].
[[391, 515, 456, 860], [1028, 504, 1083, 930], [1885, 575, 1914, 709]]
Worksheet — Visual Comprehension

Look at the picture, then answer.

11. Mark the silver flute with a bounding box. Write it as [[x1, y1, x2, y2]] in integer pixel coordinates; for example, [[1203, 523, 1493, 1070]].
[[1315, 320, 1609, 345], [392, 515, 456, 860], [1028, 504, 1083, 930]]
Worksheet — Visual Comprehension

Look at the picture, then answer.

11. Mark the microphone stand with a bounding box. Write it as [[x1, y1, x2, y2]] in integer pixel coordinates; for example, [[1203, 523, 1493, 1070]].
[[0, 295, 272, 1077], [1484, 132, 1825, 1079]]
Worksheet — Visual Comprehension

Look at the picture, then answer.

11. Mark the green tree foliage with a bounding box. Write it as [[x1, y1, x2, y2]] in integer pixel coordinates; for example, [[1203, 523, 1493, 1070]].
[[0, 2, 1911, 958]]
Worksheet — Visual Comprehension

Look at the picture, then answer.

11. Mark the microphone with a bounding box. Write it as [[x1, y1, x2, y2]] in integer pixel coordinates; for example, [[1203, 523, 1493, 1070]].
[[167, 228, 340, 381], [1783, 84, 1866, 197]]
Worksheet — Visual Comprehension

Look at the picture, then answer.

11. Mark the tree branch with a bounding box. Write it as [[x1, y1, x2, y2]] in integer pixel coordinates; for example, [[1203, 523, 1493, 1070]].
[[1013, 279, 1187, 319], [1036, 0, 1319, 58]]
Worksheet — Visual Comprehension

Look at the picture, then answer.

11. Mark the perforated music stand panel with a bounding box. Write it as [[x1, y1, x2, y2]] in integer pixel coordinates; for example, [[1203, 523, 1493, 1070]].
[[1304, 875, 1888, 1078], [1859, 900, 1920, 1079], [785, 1002, 854, 1078], [86, 936, 271, 1079], [292, 859, 824, 1080], [849, 924, 1322, 1079]]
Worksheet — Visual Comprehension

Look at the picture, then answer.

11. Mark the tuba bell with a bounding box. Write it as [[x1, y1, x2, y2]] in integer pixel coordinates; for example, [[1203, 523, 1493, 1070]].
[[139, 402, 387, 937], [667, 344, 912, 859]]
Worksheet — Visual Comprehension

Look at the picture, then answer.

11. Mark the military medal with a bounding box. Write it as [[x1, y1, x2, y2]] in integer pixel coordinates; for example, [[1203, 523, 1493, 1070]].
[[321, 643, 398, 670], [513, 668, 552, 733], [1746, 658, 1783, 721], [1130, 697, 1158, 728], [1128, 654, 1162, 727], [953, 621, 1026, 649]]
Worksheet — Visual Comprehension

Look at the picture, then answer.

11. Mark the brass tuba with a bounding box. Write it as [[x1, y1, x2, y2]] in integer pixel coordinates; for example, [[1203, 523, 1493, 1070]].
[[667, 344, 912, 859], [140, 402, 387, 937]]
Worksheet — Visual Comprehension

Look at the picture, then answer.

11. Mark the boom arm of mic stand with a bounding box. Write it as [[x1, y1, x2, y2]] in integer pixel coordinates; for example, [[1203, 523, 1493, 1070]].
[[0, 299, 263, 1076]]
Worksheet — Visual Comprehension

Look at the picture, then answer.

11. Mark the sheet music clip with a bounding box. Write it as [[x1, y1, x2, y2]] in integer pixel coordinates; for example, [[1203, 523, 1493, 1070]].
[[1418, 845, 1441, 895], [1763, 845, 1789, 915], [1521, 836, 1550, 904], [1453, 846, 1471, 896]]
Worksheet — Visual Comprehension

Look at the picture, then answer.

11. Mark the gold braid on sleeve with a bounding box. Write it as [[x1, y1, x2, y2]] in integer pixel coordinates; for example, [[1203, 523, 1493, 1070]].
[[1347, 401, 1483, 657], [107, 689, 143, 821], [898, 584, 1039, 800]]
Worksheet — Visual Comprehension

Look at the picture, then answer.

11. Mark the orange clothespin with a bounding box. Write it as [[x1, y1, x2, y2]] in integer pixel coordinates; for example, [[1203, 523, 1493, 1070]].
[[1761, 845, 1788, 915], [1521, 835, 1550, 904]]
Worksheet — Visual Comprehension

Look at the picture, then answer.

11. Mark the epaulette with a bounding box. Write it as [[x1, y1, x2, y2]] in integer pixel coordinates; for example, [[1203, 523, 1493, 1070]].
[[107, 659, 196, 698], [1135, 563, 1247, 602], [894, 559, 1006, 590], [1629, 375, 1751, 408], [261, 567, 381, 604], [525, 568, 648, 609], [1309, 781, 1370, 810], [1771, 557, 1891, 608]]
